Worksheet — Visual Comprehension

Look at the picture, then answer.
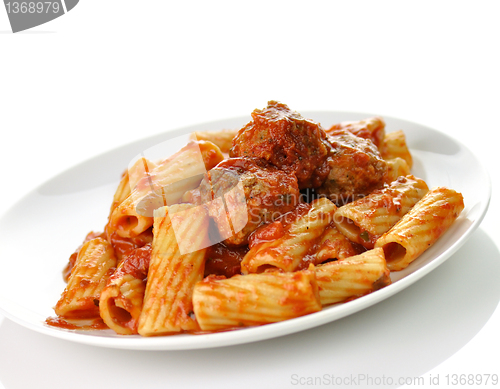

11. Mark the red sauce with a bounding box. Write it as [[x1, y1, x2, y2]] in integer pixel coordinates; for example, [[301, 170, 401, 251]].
[[109, 228, 153, 261], [114, 244, 152, 281], [327, 117, 385, 149], [248, 220, 285, 248], [247, 202, 312, 250], [45, 316, 108, 330], [204, 243, 249, 278], [213, 156, 270, 174]]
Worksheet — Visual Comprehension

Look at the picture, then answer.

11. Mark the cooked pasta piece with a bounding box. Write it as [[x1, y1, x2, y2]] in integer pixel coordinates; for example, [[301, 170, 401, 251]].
[[108, 194, 154, 240], [375, 187, 464, 271], [334, 175, 429, 249], [109, 157, 158, 216], [99, 244, 151, 335], [137, 203, 210, 336], [55, 238, 117, 318], [109, 171, 131, 216], [62, 231, 106, 282], [192, 267, 321, 331], [108, 140, 224, 238], [315, 247, 391, 305], [240, 197, 337, 274], [315, 222, 359, 263], [384, 157, 411, 185], [381, 130, 413, 168], [190, 129, 238, 154]]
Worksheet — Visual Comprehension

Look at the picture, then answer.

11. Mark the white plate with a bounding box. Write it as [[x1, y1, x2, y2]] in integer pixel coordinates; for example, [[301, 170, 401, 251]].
[[0, 112, 491, 350]]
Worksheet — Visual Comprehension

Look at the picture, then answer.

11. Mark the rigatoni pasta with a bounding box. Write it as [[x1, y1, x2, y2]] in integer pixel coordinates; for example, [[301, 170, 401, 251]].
[[315, 222, 359, 263], [375, 187, 465, 271], [55, 238, 117, 319], [240, 197, 337, 274], [315, 248, 391, 306], [99, 244, 151, 335], [137, 203, 211, 335], [384, 157, 411, 185], [108, 157, 158, 217], [108, 140, 224, 239], [190, 129, 238, 154], [193, 267, 321, 331], [381, 129, 413, 168], [334, 175, 429, 249]]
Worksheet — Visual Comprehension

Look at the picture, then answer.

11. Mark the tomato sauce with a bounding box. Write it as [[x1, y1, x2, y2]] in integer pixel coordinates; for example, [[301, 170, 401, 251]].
[[204, 243, 249, 278], [108, 228, 153, 263], [45, 316, 108, 330], [114, 244, 152, 281]]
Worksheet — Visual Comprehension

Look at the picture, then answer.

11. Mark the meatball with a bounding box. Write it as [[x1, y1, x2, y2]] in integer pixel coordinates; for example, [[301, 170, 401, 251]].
[[199, 157, 300, 246], [317, 130, 388, 204], [326, 116, 386, 150], [230, 101, 331, 189]]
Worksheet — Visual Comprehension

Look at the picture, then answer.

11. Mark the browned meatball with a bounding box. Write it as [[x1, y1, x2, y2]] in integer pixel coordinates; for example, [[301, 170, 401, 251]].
[[326, 116, 386, 150], [317, 130, 388, 204], [199, 157, 300, 246], [230, 101, 331, 189]]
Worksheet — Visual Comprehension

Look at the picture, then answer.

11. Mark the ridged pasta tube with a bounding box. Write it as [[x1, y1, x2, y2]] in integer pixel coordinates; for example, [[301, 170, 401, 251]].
[[315, 247, 391, 306], [137, 203, 210, 336], [334, 175, 428, 249], [55, 238, 117, 318], [315, 222, 358, 263], [375, 187, 464, 271], [381, 130, 413, 168], [241, 197, 337, 274], [193, 268, 321, 331], [99, 244, 151, 335], [384, 157, 411, 185], [190, 129, 238, 154], [108, 157, 157, 217], [108, 140, 223, 238]]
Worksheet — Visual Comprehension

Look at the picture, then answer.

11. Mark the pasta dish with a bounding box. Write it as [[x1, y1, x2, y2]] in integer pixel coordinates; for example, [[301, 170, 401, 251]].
[[47, 101, 464, 336]]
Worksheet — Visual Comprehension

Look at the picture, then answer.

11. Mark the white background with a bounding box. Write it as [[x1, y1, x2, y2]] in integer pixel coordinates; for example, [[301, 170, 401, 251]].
[[0, 1, 499, 388]]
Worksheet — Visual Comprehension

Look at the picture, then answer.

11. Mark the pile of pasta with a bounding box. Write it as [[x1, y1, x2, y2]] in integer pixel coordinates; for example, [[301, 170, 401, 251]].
[[49, 111, 464, 337]]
